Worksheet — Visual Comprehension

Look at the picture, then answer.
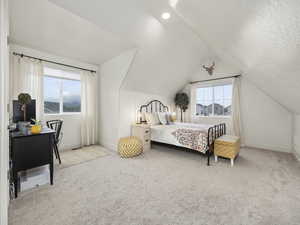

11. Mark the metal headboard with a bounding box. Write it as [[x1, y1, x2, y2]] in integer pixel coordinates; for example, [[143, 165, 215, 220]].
[[139, 100, 169, 113]]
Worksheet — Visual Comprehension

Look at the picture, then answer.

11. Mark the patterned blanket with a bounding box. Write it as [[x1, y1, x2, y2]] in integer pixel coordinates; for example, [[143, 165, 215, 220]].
[[171, 128, 208, 153]]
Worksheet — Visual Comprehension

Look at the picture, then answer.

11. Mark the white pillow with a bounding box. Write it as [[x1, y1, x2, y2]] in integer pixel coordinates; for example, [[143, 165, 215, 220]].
[[145, 112, 160, 125], [158, 112, 168, 125]]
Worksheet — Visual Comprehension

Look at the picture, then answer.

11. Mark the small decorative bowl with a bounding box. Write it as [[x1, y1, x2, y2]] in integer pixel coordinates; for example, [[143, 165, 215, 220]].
[[31, 125, 42, 134]]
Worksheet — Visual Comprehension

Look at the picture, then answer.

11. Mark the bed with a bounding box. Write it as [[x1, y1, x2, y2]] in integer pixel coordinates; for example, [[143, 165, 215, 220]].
[[139, 100, 226, 166]]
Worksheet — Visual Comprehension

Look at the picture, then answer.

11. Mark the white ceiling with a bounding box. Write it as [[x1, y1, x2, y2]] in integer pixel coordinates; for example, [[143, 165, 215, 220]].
[[49, 0, 214, 97], [173, 0, 300, 113], [10, 0, 300, 113], [9, 0, 134, 65]]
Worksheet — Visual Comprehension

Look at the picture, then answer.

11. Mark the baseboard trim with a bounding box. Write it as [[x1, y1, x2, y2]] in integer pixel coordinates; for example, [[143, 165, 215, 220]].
[[99, 138, 117, 152], [244, 144, 291, 153]]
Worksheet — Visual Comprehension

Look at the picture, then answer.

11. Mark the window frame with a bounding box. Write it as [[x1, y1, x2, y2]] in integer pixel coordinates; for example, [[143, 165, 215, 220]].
[[194, 82, 233, 118], [44, 75, 81, 115]]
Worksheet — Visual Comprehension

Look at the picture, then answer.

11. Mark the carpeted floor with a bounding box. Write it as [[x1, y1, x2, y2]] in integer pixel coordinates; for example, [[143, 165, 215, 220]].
[[57, 145, 109, 169], [8, 144, 300, 225]]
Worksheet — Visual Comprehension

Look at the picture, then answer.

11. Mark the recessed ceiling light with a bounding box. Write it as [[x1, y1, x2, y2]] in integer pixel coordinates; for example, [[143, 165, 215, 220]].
[[161, 12, 171, 20]]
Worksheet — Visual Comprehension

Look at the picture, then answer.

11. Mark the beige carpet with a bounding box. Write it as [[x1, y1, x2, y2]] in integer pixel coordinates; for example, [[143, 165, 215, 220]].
[[9, 144, 300, 225], [57, 145, 109, 169]]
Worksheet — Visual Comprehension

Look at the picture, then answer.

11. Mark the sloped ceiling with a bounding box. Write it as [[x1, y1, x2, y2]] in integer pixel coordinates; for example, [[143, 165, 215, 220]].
[[172, 0, 300, 113], [9, 0, 134, 65], [49, 0, 214, 98], [10, 0, 300, 113]]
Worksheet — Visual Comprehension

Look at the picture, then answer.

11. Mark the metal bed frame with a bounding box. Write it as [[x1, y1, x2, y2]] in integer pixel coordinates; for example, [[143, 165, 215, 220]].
[[139, 100, 226, 166]]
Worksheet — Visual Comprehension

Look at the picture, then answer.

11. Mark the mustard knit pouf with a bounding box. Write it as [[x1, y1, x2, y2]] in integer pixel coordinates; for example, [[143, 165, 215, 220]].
[[118, 137, 143, 158]]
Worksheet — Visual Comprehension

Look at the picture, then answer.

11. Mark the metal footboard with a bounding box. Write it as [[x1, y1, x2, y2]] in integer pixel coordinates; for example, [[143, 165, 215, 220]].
[[206, 123, 226, 166]]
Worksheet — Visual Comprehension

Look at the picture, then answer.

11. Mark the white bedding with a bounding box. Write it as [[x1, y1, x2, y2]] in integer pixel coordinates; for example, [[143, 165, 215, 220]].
[[151, 122, 212, 151]]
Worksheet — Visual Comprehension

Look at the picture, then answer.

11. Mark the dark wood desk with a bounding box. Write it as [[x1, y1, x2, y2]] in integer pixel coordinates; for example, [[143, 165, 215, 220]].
[[10, 128, 55, 198]]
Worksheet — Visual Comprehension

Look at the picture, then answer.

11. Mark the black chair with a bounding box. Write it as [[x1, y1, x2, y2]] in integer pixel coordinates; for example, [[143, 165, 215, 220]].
[[47, 120, 63, 164]]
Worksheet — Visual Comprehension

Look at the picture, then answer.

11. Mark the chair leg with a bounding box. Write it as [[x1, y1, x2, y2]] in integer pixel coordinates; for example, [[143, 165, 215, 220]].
[[215, 155, 218, 162], [230, 158, 234, 167], [54, 143, 62, 164], [53, 145, 58, 159]]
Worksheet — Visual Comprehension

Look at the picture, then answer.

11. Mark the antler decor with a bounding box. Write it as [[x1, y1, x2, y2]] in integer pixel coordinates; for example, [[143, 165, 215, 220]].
[[202, 62, 215, 75]]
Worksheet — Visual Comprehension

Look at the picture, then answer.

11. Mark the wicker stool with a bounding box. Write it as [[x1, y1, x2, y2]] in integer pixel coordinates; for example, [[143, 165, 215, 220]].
[[214, 135, 240, 167], [118, 137, 143, 158]]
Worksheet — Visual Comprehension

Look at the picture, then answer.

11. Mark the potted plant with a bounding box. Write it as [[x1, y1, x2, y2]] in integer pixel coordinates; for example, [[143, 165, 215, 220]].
[[175, 92, 189, 122], [18, 93, 32, 121], [17, 93, 32, 134], [30, 119, 42, 134]]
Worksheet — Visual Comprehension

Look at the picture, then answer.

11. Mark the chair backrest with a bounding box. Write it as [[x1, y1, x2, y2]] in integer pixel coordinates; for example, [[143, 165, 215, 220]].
[[46, 120, 63, 143]]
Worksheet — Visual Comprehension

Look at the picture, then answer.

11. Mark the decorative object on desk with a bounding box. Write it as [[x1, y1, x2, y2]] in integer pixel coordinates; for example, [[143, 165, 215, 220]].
[[202, 61, 215, 75], [17, 121, 31, 134], [30, 119, 42, 134], [18, 93, 32, 121], [174, 92, 189, 122]]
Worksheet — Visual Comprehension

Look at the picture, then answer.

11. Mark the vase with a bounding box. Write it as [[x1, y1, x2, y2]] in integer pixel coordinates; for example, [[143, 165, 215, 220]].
[[31, 125, 42, 134]]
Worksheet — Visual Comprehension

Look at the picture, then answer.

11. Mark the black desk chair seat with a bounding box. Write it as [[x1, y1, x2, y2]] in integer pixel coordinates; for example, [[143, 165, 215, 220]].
[[46, 120, 63, 164]]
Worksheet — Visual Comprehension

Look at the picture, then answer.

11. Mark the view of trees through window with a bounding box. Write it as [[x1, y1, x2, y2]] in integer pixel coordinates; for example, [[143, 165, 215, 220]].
[[44, 76, 81, 114], [196, 84, 232, 116]]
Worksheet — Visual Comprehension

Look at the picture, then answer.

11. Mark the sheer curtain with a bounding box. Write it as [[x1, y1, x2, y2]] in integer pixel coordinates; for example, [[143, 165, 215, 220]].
[[231, 77, 242, 137], [80, 70, 98, 146], [10, 55, 44, 121]]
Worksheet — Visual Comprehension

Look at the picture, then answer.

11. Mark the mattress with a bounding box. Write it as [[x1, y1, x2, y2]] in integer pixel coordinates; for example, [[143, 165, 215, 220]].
[[150, 122, 213, 152]]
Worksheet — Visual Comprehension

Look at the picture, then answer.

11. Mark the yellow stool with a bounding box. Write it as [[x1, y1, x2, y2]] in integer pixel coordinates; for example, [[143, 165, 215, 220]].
[[118, 137, 143, 158], [214, 135, 240, 166]]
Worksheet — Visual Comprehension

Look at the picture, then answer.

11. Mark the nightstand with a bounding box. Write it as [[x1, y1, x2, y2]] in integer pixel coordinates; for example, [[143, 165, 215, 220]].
[[131, 124, 151, 151]]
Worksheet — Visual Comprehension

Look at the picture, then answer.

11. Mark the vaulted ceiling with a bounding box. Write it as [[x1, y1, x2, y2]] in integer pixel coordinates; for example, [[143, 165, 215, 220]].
[[9, 0, 300, 113], [9, 0, 134, 64]]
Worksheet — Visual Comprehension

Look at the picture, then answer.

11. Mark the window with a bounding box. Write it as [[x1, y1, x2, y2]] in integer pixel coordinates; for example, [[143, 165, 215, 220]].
[[44, 69, 81, 114], [195, 84, 232, 117]]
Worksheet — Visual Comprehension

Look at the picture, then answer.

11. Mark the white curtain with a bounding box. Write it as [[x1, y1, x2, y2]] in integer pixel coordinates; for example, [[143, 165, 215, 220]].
[[231, 77, 242, 137], [10, 55, 44, 121], [80, 71, 98, 146]]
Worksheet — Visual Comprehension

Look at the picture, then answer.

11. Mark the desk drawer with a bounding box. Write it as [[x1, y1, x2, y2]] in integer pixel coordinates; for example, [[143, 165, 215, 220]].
[[11, 135, 53, 171]]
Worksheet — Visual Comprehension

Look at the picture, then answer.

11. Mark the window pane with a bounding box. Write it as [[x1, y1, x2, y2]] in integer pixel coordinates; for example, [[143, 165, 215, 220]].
[[224, 99, 231, 116], [62, 79, 81, 112], [214, 99, 224, 116], [44, 76, 60, 114], [196, 84, 232, 116], [214, 85, 223, 101], [224, 85, 232, 99]]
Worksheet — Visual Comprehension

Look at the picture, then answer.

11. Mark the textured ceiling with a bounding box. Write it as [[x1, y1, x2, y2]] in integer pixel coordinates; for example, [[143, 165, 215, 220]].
[[173, 0, 300, 113], [9, 0, 134, 65], [49, 0, 213, 98], [10, 0, 300, 113]]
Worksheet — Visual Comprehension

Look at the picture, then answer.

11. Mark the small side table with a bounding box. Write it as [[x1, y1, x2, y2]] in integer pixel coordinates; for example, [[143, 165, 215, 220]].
[[131, 124, 151, 151]]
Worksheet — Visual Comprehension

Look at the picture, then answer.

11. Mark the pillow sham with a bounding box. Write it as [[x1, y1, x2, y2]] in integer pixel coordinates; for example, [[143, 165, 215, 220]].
[[157, 112, 168, 125]]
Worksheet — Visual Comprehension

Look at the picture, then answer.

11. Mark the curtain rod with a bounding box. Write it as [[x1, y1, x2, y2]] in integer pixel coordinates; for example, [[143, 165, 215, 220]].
[[13, 52, 97, 73], [189, 74, 241, 84]]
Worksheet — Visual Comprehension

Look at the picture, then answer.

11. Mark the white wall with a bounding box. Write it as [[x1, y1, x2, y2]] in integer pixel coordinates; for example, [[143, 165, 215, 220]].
[[10, 44, 99, 150], [45, 114, 81, 151], [186, 77, 293, 153], [0, 0, 9, 224], [294, 115, 300, 159], [118, 90, 172, 139], [240, 78, 292, 152], [99, 49, 137, 150]]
